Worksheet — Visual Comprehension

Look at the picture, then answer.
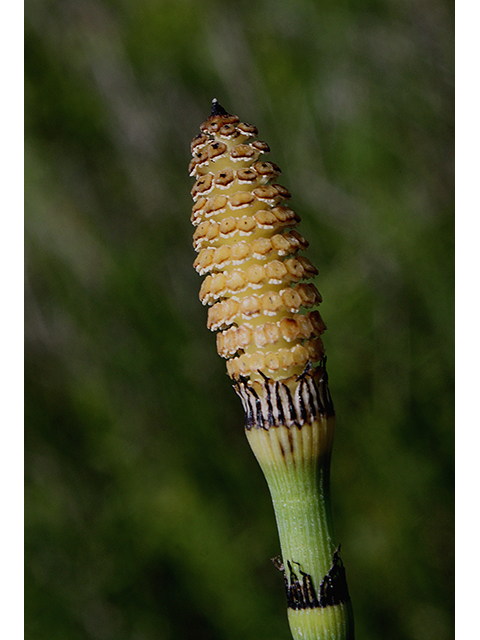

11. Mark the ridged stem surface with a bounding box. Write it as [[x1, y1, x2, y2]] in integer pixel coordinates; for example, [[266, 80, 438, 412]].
[[247, 416, 353, 640]]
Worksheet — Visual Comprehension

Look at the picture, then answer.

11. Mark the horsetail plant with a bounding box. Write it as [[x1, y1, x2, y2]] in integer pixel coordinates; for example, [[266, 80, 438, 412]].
[[189, 99, 354, 640]]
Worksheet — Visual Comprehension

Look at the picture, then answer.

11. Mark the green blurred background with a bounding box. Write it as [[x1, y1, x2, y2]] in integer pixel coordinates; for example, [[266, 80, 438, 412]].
[[25, 0, 454, 638]]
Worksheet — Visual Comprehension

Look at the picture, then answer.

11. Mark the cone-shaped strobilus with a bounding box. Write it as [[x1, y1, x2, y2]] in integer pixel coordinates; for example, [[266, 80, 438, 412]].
[[189, 100, 354, 640]]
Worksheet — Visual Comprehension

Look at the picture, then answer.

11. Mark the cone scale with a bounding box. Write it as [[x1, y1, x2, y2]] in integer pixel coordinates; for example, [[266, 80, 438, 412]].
[[189, 100, 354, 640]]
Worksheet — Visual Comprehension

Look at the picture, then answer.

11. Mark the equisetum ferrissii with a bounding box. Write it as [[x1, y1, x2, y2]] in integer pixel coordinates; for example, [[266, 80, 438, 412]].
[[189, 99, 354, 640]]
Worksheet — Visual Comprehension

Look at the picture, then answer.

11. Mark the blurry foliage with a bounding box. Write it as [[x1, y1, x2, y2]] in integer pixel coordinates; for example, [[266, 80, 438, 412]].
[[25, 0, 454, 639]]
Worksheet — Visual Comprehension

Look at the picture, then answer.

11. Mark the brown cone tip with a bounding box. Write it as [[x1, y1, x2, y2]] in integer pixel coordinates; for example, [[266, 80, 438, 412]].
[[210, 98, 229, 117]]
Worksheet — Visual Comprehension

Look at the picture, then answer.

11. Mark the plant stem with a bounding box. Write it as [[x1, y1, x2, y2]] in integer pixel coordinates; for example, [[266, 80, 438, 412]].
[[190, 102, 354, 639], [237, 369, 354, 640]]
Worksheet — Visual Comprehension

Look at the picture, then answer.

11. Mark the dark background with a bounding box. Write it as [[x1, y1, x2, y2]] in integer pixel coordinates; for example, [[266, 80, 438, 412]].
[[25, 1, 454, 639]]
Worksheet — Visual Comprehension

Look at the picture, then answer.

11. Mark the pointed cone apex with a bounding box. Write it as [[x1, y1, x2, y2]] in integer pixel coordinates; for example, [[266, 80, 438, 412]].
[[210, 98, 229, 117]]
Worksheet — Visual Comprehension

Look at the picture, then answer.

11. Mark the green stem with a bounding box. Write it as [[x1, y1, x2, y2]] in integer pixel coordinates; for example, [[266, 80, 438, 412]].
[[244, 407, 354, 640]]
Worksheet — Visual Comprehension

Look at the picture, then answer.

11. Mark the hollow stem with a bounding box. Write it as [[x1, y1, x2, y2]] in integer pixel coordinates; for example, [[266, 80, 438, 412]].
[[238, 373, 354, 640], [189, 102, 354, 639]]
